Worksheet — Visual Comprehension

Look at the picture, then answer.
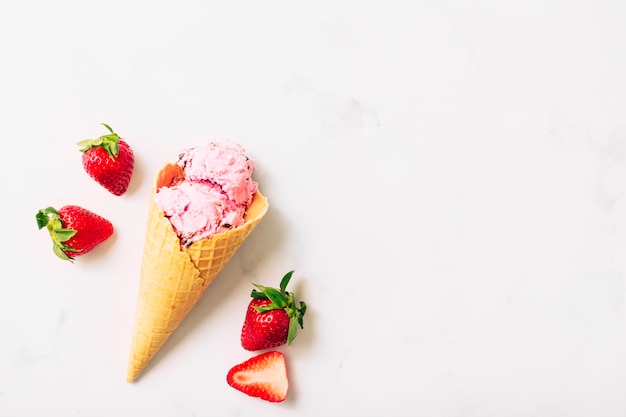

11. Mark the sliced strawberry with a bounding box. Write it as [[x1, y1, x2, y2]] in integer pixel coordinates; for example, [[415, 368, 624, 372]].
[[241, 270, 307, 351], [36, 205, 113, 262], [226, 351, 288, 402], [77, 123, 134, 196]]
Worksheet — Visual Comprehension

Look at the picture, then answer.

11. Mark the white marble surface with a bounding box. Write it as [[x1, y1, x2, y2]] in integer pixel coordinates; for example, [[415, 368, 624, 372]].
[[2, 0, 626, 415]]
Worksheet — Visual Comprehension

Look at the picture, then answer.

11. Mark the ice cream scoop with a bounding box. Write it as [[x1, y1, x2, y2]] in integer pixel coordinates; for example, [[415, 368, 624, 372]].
[[154, 140, 258, 246]]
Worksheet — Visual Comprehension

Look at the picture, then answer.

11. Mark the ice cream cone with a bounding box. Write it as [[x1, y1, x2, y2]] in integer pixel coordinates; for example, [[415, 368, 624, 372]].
[[126, 163, 269, 382]]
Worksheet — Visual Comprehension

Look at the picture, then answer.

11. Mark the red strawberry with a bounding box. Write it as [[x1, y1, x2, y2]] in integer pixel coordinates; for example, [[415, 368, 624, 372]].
[[36, 205, 113, 262], [77, 123, 134, 196], [226, 351, 289, 402], [241, 270, 307, 351]]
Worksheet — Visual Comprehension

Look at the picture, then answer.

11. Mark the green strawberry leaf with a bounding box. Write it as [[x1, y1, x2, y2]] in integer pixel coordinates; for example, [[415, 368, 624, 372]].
[[60, 243, 80, 253], [110, 141, 119, 157], [263, 287, 288, 308], [297, 301, 307, 328], [101, 123, 114, 134], [54, 228, 77, 243], [36, 211, 50, 229], [250, 289, 268, 299], [53, 244, 73, 262], [279, 270, 294, 292], [77, 138, 104, 153], [287, 316, 299, 346], [254, 304, 280, 313], [252, 283, 289, 308], [286, 299, 307, 345]]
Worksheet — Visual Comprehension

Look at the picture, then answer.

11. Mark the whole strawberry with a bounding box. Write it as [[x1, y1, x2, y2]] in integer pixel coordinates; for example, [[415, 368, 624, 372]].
[[77, 123, 134, 196], [36, 205, 113, 262], [241, 270, 307, 351]]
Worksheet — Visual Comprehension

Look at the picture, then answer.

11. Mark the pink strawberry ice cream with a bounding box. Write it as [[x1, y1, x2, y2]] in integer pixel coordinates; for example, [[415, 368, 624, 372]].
[[154, 141, 258, 247]]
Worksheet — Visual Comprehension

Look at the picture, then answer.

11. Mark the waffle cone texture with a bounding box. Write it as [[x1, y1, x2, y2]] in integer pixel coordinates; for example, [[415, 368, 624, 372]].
[[126, 163, 269, 382]]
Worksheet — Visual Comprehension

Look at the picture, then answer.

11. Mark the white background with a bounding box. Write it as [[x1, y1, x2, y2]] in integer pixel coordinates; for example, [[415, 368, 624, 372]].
[[2, 0, 626, 415]]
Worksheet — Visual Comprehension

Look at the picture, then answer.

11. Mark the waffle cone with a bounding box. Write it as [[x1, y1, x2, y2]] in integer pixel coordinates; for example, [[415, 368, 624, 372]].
[[126, 163, 269, 382]]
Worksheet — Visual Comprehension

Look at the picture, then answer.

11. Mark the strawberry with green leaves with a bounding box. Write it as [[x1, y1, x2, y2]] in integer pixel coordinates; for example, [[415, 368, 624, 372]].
[[227, 351, 289, 402], [241, 270, 307, 351], [77, 123, 134, 196], [36, 205, 113, 262]]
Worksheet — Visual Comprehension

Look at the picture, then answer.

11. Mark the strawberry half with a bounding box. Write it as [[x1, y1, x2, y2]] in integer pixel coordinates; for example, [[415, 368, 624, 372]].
[[77, 123, 134, 196], [226, 351, 289, 402], [36, 205, 113, 262], [241, 270, 307, 351]]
